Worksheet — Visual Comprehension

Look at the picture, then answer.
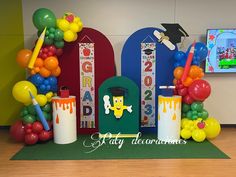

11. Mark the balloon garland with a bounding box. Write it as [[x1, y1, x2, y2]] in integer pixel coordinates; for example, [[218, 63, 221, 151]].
[[11, 8, 83, 145], [173, 42, 221, 142]]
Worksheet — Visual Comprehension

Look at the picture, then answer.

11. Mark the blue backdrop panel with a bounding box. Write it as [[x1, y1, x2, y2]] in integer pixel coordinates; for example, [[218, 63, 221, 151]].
[[121, 27, 177, 133]]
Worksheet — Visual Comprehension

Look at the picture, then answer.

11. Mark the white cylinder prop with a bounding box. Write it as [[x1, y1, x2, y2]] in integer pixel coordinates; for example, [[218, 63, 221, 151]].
[[158, 95, 181, 141], [52, 96, 77, 144]]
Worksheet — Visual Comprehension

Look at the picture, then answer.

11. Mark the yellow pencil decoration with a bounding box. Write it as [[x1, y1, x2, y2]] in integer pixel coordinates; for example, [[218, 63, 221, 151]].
[[28, 27, 47, 69]]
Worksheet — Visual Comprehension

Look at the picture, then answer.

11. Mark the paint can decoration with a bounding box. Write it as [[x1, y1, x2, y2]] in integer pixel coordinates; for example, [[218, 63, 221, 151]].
[[52, 96, 77, 144], [158, 95, 181, 141]]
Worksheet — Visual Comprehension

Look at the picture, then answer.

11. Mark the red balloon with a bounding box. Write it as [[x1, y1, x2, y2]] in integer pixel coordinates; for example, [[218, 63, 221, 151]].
[[39, 130, 50, 141], [183, 95, 194, 104], [188, 80, 211, 101], [10, 121, 25, 142], [32, 121, 43, 134], [25, 133, 38, 145], [56, 48, 63, 57], [178, 87, 188, 96]]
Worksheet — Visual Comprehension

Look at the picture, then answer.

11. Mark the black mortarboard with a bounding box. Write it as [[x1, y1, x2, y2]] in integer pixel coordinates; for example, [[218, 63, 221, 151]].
[[161, 23, 189, 44], [143, 48, 154, 55], [109, 87, 127, 96]]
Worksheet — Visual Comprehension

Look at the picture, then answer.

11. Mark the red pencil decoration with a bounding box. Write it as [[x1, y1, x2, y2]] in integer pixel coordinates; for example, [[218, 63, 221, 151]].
[[181, 40, 196, 82]]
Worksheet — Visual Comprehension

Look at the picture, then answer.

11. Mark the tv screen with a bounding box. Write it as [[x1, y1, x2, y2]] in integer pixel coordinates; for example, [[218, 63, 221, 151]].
[[205, 29, 236, 73]]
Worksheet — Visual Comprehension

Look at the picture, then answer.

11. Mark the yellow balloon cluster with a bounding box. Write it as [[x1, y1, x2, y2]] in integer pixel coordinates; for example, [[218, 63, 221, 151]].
[[180, 117, 221, 142], [12, 81, 55, 107], [57, 13, 83, 42]]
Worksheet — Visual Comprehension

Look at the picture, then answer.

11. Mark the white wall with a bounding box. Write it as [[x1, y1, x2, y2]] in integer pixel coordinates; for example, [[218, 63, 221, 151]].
[[22, 0, 236, 124]]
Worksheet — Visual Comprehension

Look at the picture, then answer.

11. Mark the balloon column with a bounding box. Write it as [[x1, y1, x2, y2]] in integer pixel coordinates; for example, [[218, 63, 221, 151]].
[[173, 42, 221, 142], [11, 8, 83, 145]]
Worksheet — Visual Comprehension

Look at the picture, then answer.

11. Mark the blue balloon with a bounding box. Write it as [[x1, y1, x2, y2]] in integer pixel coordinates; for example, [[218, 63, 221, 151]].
[[43, 79, 49, 85], [187, 42, 208, 60], [39, 84, 46, 92], [174, 51, 187, 61], [174, 62, 182, 68], [46, 85, 51, 91], [51, 85, 58, 92], [47, 76, 57, 85], [195, 42, 208, 59]]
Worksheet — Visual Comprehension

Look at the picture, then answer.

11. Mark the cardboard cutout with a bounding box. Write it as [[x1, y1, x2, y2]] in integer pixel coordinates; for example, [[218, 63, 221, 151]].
[[99, 76, 139, 137]]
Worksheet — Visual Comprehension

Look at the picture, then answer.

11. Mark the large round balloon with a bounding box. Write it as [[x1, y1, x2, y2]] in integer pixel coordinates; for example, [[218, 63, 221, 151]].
[[33, 8, 56, 31], [12, 81, 37, 105], [10, 120, 25, 142], [188, 80, 211, 101], [204, 117, 221, 139], [16, 49, 32, 68]]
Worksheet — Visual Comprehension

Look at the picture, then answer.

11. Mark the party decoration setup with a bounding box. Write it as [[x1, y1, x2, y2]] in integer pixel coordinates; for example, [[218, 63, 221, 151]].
[[10, 7, 222, 152]]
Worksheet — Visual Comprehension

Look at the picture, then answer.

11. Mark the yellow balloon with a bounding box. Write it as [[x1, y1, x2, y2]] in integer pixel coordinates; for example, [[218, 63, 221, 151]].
[[180, 128, 192, 139], [192, 129, 206, 142], [72, 32, 78, 41], [35, 94, 47, 106], [58, 19, 70, 31], [64, 30, 75, 42], [181, 118, 189, 129], [204, 117, 221, 139], [46, 92, 53, 102], [69, 22, 79, 33], [74, 17, 81, 23], [12, 81, 37, 105]]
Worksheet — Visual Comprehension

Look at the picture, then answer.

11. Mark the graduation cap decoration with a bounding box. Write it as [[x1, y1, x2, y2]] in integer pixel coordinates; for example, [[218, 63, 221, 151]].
[[153, 23, 188, 50], [109, 87, 128, 97], [143, 48, 154, 55]]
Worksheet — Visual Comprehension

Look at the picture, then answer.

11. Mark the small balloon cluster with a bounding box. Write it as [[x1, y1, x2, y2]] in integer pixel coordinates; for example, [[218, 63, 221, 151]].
[[173, 42, 221, 142], [10, 8, 83, 145]]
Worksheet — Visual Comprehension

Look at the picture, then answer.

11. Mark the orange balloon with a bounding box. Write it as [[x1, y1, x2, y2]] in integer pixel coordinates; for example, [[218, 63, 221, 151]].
[[39, 67, 51, 77], [34, 58, 44, 68], [30, 69, 36, 75], [44, 56, 58, 70], [183, 76, 193, 87], [173, 78, 177, 85], [16, 49, 32, 68], [189, 65, 202, 79], [174, 67, 184, 79], [34, 67, 40, 73], [51, 66, 61, 77]]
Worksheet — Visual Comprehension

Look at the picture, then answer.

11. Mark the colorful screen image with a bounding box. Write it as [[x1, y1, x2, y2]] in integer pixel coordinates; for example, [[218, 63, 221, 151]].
[[205, 29, 236, 73]]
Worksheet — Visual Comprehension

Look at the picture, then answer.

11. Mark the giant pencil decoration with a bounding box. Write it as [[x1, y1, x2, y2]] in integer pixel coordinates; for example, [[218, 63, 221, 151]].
[[29, 91, 50, 131], [28, 28, 46, 69], [181, 41, 196, 82]]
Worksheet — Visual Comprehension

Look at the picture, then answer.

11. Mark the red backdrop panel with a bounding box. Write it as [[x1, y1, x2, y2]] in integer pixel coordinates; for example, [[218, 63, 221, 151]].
[[58, 27, 116, 134]]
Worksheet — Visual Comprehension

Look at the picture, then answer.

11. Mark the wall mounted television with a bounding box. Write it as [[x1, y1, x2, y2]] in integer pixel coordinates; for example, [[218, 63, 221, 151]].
[[205, 29, 236, 73]]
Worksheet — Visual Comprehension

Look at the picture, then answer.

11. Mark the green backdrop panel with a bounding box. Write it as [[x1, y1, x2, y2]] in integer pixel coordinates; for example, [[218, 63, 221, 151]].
[[99, 76, 139, 135], [0, 1, 25, 125]]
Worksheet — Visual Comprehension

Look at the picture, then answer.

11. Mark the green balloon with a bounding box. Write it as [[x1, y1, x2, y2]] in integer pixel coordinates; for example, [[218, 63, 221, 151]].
[[192, 110, 198, 116], [27, 105, 36, 115], [191, 101, 203, 112], [186, 111, 192, 119], [49, 33, 55, 39], [49, 27, 55, 33], [33, 8, 56, 31], [42, 103, 51, 113], [191, 115, 198, 120], [54, 29, 64, 41], [44, 36, 54, 45], [36, 112, 49, 121], [181, 113, 186, 118], [201, 109, 209, 120], [54, 40, 64, 48], [20, 107, 29, 117], [182, 103, 190, 113], [22, 114, 36, 124], [47, 113, 52, 121], [197, 112, 203, 117]]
